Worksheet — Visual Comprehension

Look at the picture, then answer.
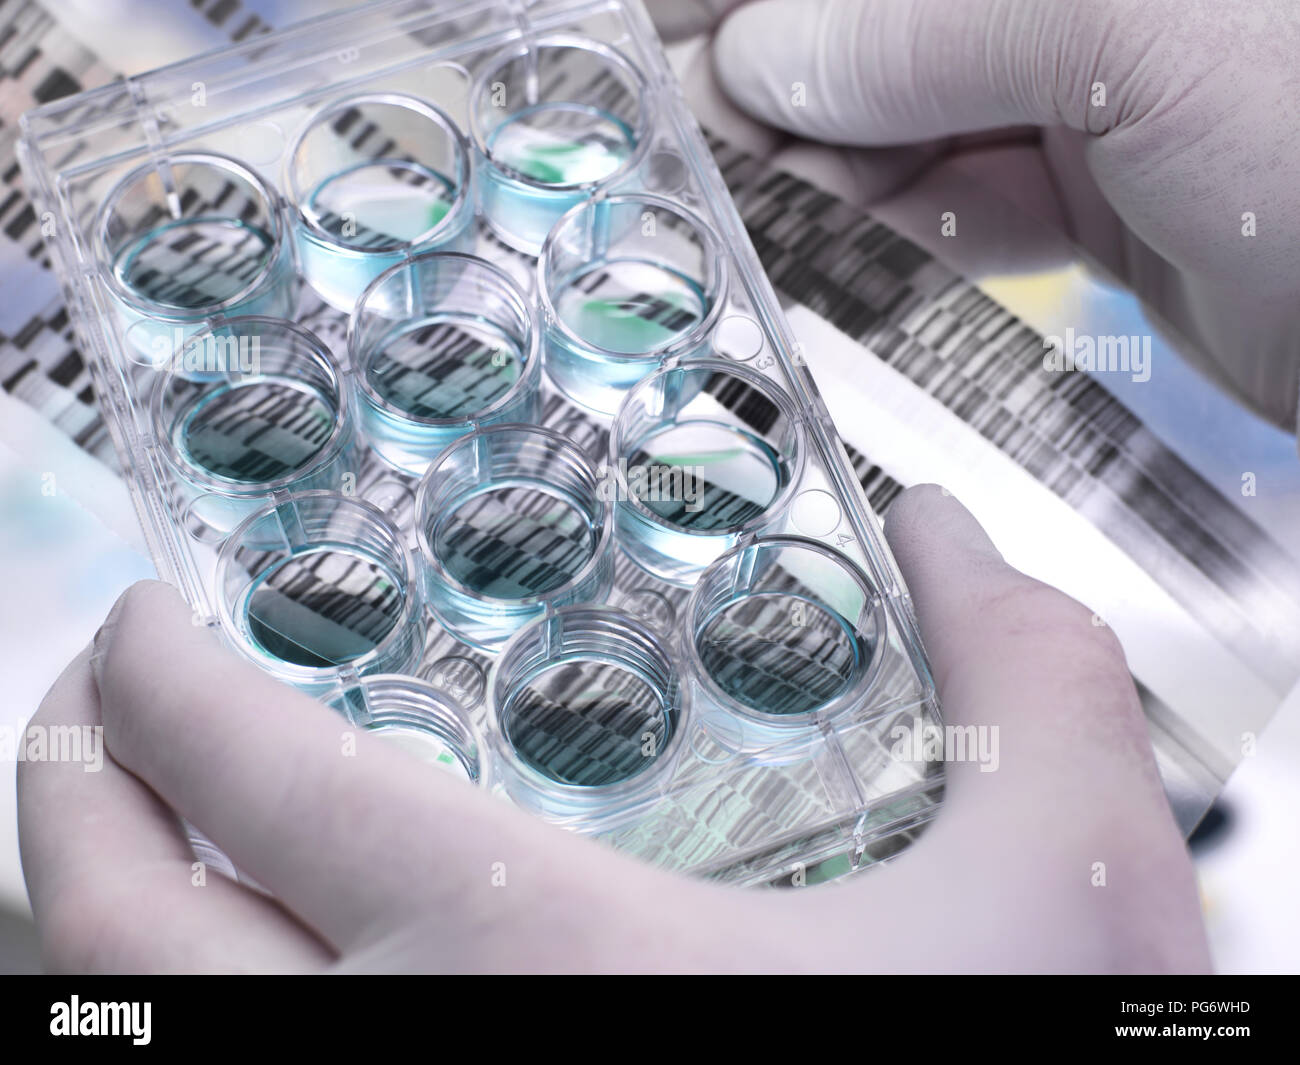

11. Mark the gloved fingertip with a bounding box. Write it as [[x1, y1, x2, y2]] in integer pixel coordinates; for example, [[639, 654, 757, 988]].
[[650, 0, 748, 42], [89, 579, 185, 694], [711, 1, 778, 117], [883, 484, 1004, 573]]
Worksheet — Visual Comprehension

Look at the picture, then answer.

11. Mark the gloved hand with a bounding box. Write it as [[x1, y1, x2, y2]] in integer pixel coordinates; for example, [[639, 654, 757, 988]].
[[654, 0, 1300, 431], [18, 486, 1209, 972]]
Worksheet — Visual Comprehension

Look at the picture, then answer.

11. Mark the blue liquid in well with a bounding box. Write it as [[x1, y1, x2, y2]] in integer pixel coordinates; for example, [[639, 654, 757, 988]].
[[241, 545, 404, 669], [434, 480, 598, 600], [113, 217, 277, 310], [697, 592, 868, 716], [424, 478, 611, 648], [366, 315, 522, 419], [480, 103, 635, 251], [628, 421, 786, 530], [490, 103, 634, 184], [298, 159, 466, 310], [306, 159, 458, 244], [554, 259, 706, 353], [616, 420, 789, 577], [503, 656, 671, 787], [546, 259, 710, 413], [359, 315, 532, 473], [173, 376, 336, 484]]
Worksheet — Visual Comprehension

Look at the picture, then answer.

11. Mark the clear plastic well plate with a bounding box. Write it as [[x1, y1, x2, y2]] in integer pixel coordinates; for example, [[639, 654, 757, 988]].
[[19, 0, 943, 887]]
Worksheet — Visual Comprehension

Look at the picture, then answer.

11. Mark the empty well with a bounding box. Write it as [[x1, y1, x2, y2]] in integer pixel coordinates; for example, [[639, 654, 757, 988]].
[[331, 674, 485, 784]]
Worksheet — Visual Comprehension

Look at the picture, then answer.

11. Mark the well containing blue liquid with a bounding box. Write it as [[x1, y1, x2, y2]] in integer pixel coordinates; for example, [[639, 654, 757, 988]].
[[470, 37, 650, 254], [609, 358, 802, 583], [350, 252, 541, 475], [416, 424, 613, 650], [490, 606, 685, 811], [540, 194, 727, 415], [216, 493, 426, 692], [685, 537, 887, 736], [242, 545, 406, 667], [95, 153, 295, 358], [150, 317, 355, 533], [287, 93, 474, 311], [113, 217, 279, 311]]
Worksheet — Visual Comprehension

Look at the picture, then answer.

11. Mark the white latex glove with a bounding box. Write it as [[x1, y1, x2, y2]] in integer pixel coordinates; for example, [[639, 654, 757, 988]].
[[18, 487, 1209, 972], [654, 0, 1300, 431]]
